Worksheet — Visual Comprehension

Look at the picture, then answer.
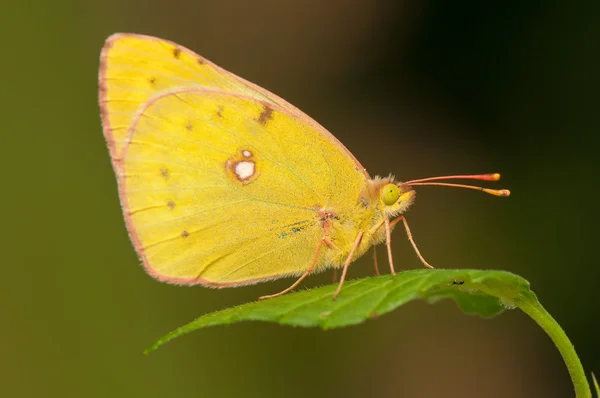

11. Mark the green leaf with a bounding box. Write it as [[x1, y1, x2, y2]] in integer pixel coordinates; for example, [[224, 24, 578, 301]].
[[145, 269, 521, 351], [145, 269, 591, 397]]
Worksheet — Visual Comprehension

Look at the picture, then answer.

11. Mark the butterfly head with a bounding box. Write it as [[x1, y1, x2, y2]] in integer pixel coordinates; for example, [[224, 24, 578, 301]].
[[381, 182, 415, 218]]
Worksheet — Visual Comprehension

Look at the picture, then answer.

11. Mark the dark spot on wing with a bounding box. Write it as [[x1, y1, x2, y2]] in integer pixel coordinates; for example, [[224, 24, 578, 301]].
[[359, 196, 370, 208], [167, 200, 175, 210], [181, 230, 189, 238], [173, 48, 181, 59], [185, 121, 193, 131], [278, 221, 309, 239], [216, 105, 224, 118], [197, 57, 205, 65], [257, 104, 273, 126], [148, 76, 157, 87], [160, 167, 170, 179]]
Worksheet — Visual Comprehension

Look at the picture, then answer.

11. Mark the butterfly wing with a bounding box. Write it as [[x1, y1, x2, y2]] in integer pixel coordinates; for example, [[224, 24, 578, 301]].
[[99, 33, 366, 176], [120, 87, 367, 285]]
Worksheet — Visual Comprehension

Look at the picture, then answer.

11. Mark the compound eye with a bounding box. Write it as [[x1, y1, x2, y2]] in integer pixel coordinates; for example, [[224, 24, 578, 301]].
[[382, 183, 400, 206]]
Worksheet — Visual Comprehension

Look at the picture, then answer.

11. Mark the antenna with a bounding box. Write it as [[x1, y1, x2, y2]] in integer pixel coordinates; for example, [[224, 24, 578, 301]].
[[404, 173, 510, 197]]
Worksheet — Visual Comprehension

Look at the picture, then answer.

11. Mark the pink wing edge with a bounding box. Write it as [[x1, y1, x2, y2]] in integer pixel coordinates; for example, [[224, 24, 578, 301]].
[[100, 33, 371, 287], [98, 34, 121, 171]]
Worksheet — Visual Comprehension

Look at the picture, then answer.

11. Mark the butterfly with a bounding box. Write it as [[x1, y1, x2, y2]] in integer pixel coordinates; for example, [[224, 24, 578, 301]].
[[99, 33, 510, 300]]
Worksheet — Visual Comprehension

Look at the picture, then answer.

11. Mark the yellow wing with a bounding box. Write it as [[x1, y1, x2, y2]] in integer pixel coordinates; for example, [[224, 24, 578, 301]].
[[100, 33, 363, 168], [119, 87, 367, 285]]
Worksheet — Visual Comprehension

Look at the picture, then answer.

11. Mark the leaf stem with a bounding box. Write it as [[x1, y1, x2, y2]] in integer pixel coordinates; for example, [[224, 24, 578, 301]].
[[517, 291, 591, 398]]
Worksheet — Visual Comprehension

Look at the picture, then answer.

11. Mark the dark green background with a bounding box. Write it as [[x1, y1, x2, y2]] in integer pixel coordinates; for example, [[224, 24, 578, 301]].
[[5, 1, 598, 397]]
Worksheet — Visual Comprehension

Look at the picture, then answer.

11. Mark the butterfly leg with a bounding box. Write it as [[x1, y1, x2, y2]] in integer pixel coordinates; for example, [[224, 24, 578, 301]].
[[390, 215, 434, 269], [332, 231, 365, 300], [383, 217, 398, 276], [372, 246, 380, 276], [258, 237, 328, 300]]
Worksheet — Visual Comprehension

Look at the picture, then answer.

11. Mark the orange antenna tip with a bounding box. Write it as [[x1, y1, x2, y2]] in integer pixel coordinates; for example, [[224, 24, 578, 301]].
[[468, 173, 501, 181], [483, 188, 510, 197], [408, 182, 511, 197]]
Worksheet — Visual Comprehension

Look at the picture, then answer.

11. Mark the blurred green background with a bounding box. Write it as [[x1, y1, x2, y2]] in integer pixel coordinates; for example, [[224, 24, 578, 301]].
[[4, 1, 599, 397]]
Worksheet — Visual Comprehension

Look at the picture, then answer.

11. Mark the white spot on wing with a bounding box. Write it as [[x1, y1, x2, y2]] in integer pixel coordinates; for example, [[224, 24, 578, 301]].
[[235, 161, 255, 180], [242, 150, 252, 158]]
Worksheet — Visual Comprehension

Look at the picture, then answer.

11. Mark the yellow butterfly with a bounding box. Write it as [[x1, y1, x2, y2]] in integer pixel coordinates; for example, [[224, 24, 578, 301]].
[[99, 33, 510, 300]]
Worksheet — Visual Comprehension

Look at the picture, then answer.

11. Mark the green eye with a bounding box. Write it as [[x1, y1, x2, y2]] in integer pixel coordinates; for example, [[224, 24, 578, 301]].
[[382, 183, 400, 206]]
